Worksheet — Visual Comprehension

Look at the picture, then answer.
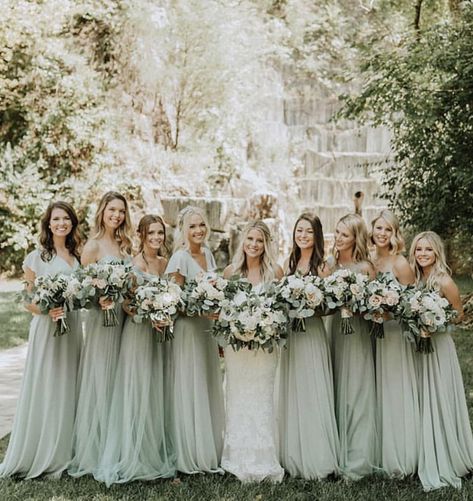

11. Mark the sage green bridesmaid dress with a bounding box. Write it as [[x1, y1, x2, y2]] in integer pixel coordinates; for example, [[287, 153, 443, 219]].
[[165, 248, 224, 474], [0, 250, 82, 478], [68, 256, 127, 477], [330, 311, 378, 479], [376, 316, 420, 477], [279, 316, 340, 479], [94, 271, 175, 485], [417, 331, 473, 491]]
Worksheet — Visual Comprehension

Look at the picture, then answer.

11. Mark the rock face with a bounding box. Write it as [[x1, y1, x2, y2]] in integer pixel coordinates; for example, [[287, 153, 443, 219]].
[[282, 93, 390, 234]]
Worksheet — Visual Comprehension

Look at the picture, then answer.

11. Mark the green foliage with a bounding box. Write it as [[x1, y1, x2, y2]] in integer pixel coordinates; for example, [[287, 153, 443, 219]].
[[339, 5, 473, 270]]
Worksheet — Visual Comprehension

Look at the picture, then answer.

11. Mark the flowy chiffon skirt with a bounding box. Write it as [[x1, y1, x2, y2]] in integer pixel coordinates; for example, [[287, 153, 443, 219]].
[[0, 312, 82, 478], [376, 320, 420, 477], [69, 305, 124, 477], [279, 317, 340, 479], [168, 316, 224, 474], [417, 332, 473, 491], [330, 313, 378, 479], [95, 318, 175, 485]]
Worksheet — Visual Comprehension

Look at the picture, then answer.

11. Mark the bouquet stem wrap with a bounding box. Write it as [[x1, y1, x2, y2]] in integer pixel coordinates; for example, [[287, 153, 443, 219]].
[[291, 317, 306, 333], [370, 321, 384, 339], [417, 329, 434, 354], [53, 309, 70, 337], [340, 307, 354, 335], [103, 302, 118, 327]]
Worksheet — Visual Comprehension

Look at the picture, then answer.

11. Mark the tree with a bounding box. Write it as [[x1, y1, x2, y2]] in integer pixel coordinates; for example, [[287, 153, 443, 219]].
[[340, 3, 473, 272]]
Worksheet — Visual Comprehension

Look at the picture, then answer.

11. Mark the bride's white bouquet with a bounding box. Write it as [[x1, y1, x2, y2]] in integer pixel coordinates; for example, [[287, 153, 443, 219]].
[[129, 277, 183, 342], [323, 269, 369, 335], [398, 287, 456, 353], [213, 285, 288, 353], [273, 272, 325, 332], [181, 271, 228, 316]]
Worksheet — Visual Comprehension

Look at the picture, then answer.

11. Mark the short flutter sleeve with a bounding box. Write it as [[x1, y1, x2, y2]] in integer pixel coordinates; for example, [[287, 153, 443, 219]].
[[165, 250, 190, 278], [22, 250, 43, 275]]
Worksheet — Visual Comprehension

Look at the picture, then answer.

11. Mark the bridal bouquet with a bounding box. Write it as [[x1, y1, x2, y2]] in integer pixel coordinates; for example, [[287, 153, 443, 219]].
[[213, 286, 288, 352], [82, 262, 135, 326], [28, 273, 71, 336], [398, 287, 456, 353], [273, 273, 325, 332], [323, 269, 369, 335], [363, 273, 403, 338], [130, 277, 183, 342], [181, 271, 228, 316]]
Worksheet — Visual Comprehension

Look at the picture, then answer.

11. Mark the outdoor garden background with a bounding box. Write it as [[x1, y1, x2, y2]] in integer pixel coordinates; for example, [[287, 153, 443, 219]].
[[0, 0, 472, 499]]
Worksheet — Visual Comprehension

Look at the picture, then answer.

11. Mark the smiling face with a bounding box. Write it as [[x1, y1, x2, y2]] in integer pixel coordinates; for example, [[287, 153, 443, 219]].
[[372, 217, 393, 250], [49, 208, 73, 238], [335, 221, 355, 253], [243, 228, 265, 259], [294, 218, 315, 251], [144, 221, 165, 253], [103, 198, 126, 231], [414, 237, 436, 270], [187, 214, 207, 247]]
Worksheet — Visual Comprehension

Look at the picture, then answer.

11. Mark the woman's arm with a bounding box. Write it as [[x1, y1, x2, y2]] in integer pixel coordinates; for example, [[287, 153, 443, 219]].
[[441, 276, 464, 321]]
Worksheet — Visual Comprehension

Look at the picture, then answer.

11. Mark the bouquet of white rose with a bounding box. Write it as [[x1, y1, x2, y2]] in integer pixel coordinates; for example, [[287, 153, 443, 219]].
[[82, 262, 135, 327], [398, 287, 456, 353], [273, 272, 325, 332], [28, 273, 71, 336], [213, 285, 289, 352], [323, 269, 369, 335], [129, 277, 183, 342], [181, 271, 228, 316], [363, 272, 404, 338]]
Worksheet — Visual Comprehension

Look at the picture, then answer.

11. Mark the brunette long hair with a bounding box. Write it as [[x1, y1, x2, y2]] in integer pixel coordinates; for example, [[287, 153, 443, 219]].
[[137, 214, 167, 257], [287, 212, 325, 276], [39, 201, 82, 262]]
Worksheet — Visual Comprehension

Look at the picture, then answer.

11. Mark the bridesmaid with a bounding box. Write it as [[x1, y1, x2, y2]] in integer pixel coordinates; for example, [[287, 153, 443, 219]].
[[328, 213, 377, 479], [69, 191, 133, 477], [0, 202, 82, 478], [370, 210, 420, 478], [278, 212, 340, 479], [409, 231, 473, 490], [95, 215, 175, 485], [165, 206, 224, 474]]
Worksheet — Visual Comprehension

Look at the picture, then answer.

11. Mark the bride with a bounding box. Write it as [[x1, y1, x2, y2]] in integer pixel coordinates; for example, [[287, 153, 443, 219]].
[[221, 220, 285, 482]]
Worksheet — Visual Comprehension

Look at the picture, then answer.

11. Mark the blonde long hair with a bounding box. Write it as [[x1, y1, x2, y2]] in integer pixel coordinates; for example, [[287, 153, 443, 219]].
[[409, 231, 451, 290], [332, 213, 371, 264], [173, 206, 210, 252], [232, 220, 278, 282], [370, 209, 406, 255], [92, 191, 133, 256]]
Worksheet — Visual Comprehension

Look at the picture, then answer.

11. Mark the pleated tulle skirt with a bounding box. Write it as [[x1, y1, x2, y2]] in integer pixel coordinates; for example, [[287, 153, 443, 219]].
[[94, 318, 175, 485], [168, 316, 224, 474], [417, 332, 473, 491], [278, 317, 340, 479], [376, 320, 420, 477], [0, 312, 82, 479], [69, 305, 124, 477], [330, 312, 378, 479]]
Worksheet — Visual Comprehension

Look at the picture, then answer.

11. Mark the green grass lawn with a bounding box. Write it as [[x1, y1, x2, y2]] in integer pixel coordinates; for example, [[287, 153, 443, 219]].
[[1, 285, 473, 499], [0, 292, 30, 350]]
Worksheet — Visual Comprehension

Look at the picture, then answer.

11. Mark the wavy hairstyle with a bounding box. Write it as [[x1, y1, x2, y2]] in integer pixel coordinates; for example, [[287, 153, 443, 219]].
[[409, 231, 451, 290], [370, 209, 406, 255], [39, 201, 82, 262], [232, 220, 278, 283], [137, 214, 167, 257], [91, 191, 133, 256], [288, 212, 325, 276], [332, 213, 371, 264], [173, 206, 210, 252]]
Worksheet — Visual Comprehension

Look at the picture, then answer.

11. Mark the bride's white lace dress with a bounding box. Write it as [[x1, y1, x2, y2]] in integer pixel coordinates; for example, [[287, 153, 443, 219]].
[[221, 344, 284, 482]]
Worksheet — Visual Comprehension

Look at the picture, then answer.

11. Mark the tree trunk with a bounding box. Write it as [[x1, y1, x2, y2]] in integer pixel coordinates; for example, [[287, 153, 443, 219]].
[[414, 0, 423, 34]]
